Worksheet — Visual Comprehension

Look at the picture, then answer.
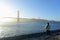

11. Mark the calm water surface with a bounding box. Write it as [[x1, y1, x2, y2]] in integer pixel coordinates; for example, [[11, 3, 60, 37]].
[[0, 21, 60, 38]]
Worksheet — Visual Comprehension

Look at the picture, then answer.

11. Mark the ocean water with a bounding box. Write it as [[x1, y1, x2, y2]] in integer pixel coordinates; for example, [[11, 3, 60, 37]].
[[0, 21, 60, 38]]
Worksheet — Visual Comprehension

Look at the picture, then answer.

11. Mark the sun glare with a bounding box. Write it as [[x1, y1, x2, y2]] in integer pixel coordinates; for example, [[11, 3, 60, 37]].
[[0, 18, 14, 25], [0, 2, 12, 17], [0, 2, 16, 25]]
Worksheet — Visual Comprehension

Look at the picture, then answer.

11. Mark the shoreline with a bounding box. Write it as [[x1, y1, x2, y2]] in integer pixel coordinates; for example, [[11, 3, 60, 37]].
[[0, 30, 60, 40]]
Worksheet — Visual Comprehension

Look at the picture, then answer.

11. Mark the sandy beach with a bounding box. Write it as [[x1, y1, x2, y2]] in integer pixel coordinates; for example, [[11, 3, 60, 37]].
[[47, 35, 60, 40]]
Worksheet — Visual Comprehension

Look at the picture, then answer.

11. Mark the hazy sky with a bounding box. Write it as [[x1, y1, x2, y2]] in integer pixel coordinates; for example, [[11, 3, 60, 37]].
[[0, 0, 60, 21]]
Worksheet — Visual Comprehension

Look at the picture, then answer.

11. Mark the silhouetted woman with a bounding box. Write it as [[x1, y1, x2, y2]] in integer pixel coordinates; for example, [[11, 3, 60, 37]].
[[45, 22, 50, 35]]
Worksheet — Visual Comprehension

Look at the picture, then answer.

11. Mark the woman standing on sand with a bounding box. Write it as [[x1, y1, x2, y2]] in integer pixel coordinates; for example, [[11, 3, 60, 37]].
[[45, 22, 50, 35]]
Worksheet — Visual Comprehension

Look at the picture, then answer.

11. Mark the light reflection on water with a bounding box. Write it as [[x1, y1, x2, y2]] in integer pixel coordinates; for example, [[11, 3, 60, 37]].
[[0, 19, 60, 38], [0, 26, 18, 38], [0, 18, 17, 38], [0, 21, 45, 38]]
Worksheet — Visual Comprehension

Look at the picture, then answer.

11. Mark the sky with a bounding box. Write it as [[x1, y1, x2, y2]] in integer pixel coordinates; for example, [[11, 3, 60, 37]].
[[0, 0, 60, 21]]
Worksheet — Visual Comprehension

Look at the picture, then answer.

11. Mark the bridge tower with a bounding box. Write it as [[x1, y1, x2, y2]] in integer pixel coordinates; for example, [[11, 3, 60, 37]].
[[17, 10, 19, 22]]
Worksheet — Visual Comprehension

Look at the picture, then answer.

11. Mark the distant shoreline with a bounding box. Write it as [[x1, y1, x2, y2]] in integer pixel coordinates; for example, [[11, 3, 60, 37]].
[[2, 18, 59, 22], [0, 17, 60, 22]]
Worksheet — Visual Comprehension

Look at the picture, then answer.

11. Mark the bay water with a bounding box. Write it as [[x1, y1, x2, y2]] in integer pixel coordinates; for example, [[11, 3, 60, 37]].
[[0, 21, 60, 38]]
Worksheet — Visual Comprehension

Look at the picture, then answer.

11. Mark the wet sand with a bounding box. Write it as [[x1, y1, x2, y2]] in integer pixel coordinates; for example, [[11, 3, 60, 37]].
[[47, 35, 60, 40]]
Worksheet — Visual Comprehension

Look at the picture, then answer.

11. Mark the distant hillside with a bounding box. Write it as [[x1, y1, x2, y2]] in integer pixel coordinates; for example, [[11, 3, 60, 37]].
[[2, 17, 60, 22], [12, 18, 59, 23], [11, 18, 48, 22]]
